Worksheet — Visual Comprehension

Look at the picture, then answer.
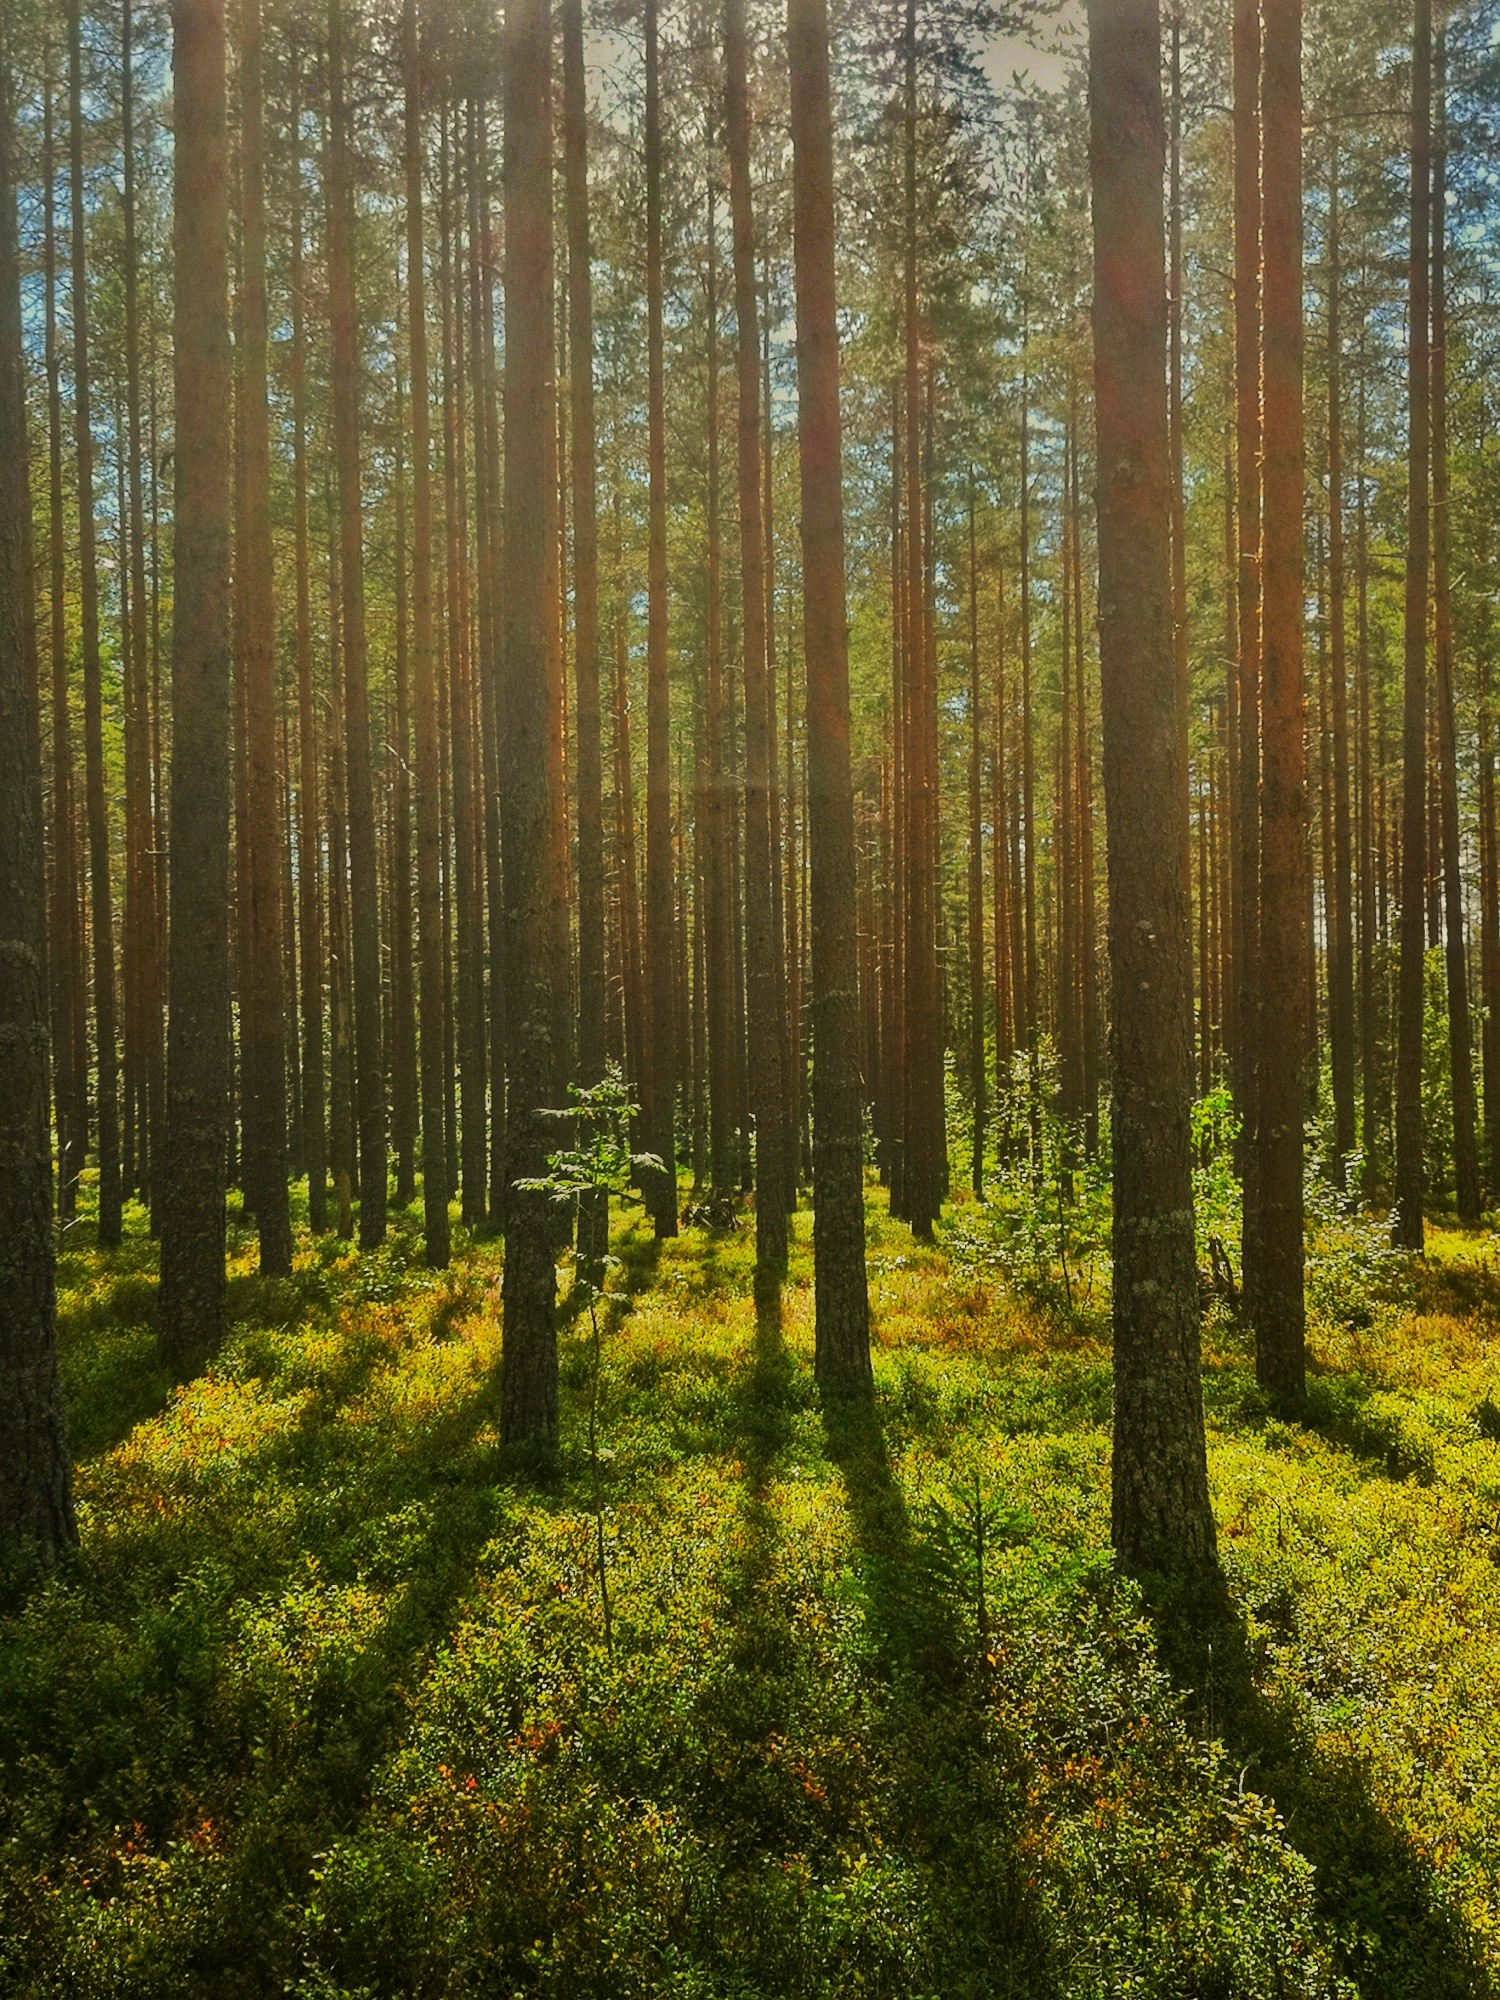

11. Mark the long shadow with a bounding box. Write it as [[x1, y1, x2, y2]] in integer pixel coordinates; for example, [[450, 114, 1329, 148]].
[[817, 1366, 1060, 1990], [675, 1287, 811, 1873], [818, 1385, 944, 1675], [739, 1289, 795, 1495], [1148, 1578, 1495, 1999], [25, 1276, 518, 1992], [609, 1218, 662, 1301], [171, 1372, 511, 1996]]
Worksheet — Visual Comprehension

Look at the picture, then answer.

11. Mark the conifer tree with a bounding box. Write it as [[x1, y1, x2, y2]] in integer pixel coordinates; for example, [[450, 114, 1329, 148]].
[[789, 0, 872, 1389], [160, 0, 233, 1375], [0, 36, 75, 1557], [1087, 0, 1216, 1576]]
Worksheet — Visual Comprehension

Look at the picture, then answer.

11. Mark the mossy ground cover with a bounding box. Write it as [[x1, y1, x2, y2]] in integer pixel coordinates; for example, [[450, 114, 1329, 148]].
[[3, 1185, 1499, 1995]]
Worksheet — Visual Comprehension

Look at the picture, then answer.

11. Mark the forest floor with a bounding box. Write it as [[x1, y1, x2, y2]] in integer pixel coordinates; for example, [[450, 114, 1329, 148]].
[[4, 1183, 1500, 1997]]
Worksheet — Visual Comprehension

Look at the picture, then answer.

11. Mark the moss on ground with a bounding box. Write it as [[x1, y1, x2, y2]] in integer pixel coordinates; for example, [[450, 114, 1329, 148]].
[[1, 1184, 1497, 1995]]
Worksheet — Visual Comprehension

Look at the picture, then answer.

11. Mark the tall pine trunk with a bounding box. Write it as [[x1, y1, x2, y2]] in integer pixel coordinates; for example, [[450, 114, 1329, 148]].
[[1252, 0, 1307, 1401], [967, 484, 985, 1196], [564, 0, 607, 1274], [0, 38, 76, 1557], [390, 346, 417, 1212], [121, 0, 161, 1223], [289, 57, 327, 1234], [1394, 0, 1431, 1252], [69, 0, 122, 1247], [1232, 0, 1263, 1284], [1429, 35, 1479, 1227], [789, 0, 871, 1390], [1087, 0, 1216, 1577], [1325, 145, 1356, 1186], [160, 0, 232, 1375], [328, 0, 386, 1249], [644, 0, 677, 1235], [235, 0, 292, 1275], [727, 0, 787, 1290], [500, 0, 562, 1446], [42, 76, 85, 1227], [405, 0, 449, 1268]]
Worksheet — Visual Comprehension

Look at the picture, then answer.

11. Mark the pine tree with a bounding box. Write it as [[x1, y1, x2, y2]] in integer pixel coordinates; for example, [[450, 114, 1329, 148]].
[[789, 0, 872, 1390], [0, 35, 76, 1558], [327, 0, 386, 1249], [69, 0, 122, 1247], [727, 0, 788, 1292], [1087, 0, 1216, 1577], [500, 0, 562, 1446], [1393, 0, 1431, 1253], [235, 0, 292, 1276], [644, 0, 678, 1237], [159, 0, 233, 1376], [405, 0, 449, 1270], [1252, 0, 1307, 1401]]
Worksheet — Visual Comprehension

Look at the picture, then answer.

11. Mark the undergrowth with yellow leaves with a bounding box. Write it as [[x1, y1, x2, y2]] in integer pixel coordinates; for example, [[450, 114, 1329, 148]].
[[2, 1181, 1499, 1997]]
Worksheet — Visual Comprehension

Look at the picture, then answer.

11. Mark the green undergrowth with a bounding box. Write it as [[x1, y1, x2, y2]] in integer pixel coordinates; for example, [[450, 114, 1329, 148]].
[[2, 1186, 1499, 1995]]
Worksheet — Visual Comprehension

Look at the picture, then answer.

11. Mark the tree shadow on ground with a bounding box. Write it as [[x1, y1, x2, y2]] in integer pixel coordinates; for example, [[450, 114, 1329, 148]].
[[1148, 1577, 1496, 2000], [819, 1384, 979, 1700], [13, 1283, 520, 1993], [1410, 1251, 1500, 1323]]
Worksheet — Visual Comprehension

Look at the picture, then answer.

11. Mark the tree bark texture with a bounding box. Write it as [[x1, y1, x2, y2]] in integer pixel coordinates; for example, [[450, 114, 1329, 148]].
[[500, 0, 561, 1445], [789, 0, 872, 1391], [0, 45, 76, 1557], [159, 0, 233, 1376], [1087, 0, 1217, 1577], [1252, 0, 1307, 1400], [1394, 0, 1431, 1252]]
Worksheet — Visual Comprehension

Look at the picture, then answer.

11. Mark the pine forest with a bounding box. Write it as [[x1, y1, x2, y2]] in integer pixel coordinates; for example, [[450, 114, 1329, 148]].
[[3, 0, 1500, 1988]]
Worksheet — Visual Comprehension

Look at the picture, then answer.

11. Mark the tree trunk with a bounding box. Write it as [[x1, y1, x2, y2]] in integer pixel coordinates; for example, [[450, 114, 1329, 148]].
[[564, 0, 607, 1273], [644, 0, 677, 1235], [500, 0, 561, 1446], [613, 503, 645, 1115], [405, 0, 449, 1268], [704, 172, 734, 1200], [471, 99, 507, 1233], [438, 112, 484, 1230], [1232, 0, 1263, 1285], [992, 570, 1012, 1076], [1324, 145, 1356, 1186], [1429, 33, 1480, 1227], [42, 74, 84, 1228], [325, 519, 355, 1239], [328, 0, 386, 1249], [727, 0, 787, 1288], [0, 40, 76, 1557], [69, 0, 122, 1247], [967, 483, 985, 1196], [390, 340, 417, 1212], [235, 0, 292, 1275], [1356, 340, 1382, 1197], [1479, 515, 1500, 1200], [900, 0, 941, 1239], [1168, 10, 1193, 976], [289, 54, 327, 1234], [1087, 0, 1217, 1577], [1394, 0, 1431, 1252], [1019, 376, 1037, 1050], [159, 0, 232, 1375], [1252, 0, 1307, 1400], [789, 0, 871, 1390], [122, 0, 161, 1224]]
